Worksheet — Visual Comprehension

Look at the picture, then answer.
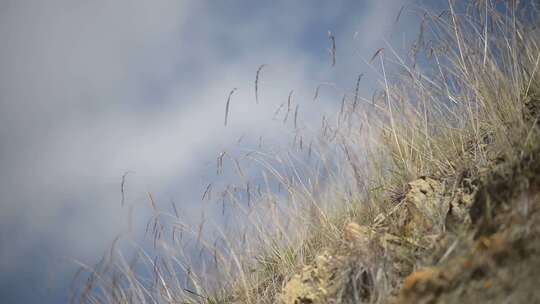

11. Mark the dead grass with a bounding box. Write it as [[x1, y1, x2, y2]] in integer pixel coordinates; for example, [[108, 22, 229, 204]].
[[73, 1, 540, 303]]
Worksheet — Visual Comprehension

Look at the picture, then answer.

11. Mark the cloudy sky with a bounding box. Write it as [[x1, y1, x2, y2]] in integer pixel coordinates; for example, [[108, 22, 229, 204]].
[[0, 1, 443, 302]]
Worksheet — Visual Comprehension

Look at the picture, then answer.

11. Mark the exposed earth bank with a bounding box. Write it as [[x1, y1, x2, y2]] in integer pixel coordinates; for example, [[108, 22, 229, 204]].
[[280, 104, 540, 304]]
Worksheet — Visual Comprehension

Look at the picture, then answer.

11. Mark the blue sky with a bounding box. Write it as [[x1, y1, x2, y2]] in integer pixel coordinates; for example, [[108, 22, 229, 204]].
[[0, 1, 444, 302]]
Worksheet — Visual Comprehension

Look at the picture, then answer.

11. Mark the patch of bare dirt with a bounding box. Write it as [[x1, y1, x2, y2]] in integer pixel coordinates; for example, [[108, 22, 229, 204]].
[[395, 145, 540, 303]]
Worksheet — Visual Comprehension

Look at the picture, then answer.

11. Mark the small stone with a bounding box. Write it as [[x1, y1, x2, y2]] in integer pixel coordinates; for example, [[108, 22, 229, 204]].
[[400, 267, 448, 303], [402, 177, 445, 236], [280, 251, 335, 304]]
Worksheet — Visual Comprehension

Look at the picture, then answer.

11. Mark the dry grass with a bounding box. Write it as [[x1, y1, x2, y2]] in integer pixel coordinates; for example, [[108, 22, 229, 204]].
[[73, 1, 540, 303]]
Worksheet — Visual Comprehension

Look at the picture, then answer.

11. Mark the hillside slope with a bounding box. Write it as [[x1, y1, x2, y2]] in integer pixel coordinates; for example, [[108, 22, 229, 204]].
[[280, 101, 540, 303], [266, 4, 540, 304]]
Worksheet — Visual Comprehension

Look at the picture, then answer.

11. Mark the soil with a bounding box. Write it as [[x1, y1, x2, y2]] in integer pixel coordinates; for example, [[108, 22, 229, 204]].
[[395, 145, 540, 304]]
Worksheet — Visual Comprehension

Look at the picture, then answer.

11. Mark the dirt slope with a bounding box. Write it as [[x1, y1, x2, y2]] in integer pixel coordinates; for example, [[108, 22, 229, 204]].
[[279, 104, 540, 304], [397, 145, 540, 303]]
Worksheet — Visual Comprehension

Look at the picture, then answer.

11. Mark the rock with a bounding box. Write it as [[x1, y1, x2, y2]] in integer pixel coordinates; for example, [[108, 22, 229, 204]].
[[401, 177, 446, 236], [280, 275, 319, 304], [399, 267, 449, 304], [446, 188, 474, 231], [280, 252, 335, 304]]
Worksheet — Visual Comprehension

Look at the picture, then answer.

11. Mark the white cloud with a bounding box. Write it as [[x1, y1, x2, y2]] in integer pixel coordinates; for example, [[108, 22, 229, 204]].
[[0, 0, 417, 301]]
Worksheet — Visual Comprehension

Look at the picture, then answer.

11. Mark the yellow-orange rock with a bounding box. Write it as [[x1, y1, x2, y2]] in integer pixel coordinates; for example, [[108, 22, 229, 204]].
[[280, 252, 334, 304], [402, 177, 445, 236]]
